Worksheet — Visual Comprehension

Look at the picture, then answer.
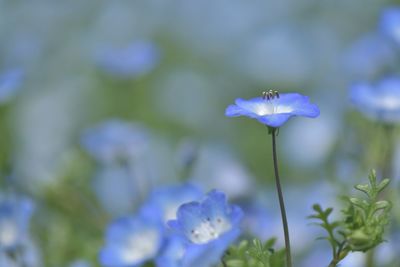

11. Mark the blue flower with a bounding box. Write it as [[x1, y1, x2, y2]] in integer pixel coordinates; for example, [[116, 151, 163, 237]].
[[0, 195, 41, 266], [380, 7, 400, 44], [344, 33, 396, 79], [94, 41, 160, 79], [166, 190, 243, 267], [99, 213, 164, 267], [0, 69, 24, 104], [350, 77, 400, 123], [0, 196, 34, 250], [81, 120, 148, 164], [225, 93, 320, 128], [142, 184, 203, 224]]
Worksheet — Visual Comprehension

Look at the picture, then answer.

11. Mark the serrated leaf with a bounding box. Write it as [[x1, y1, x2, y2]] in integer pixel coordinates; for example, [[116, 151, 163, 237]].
[[373, 200, 389, 211], [349, 198, 367, 208], [368, 169, 377, 187], [377, 179, 390, 192], [354, 184, 370, 196], [312, 204, 323, 213]]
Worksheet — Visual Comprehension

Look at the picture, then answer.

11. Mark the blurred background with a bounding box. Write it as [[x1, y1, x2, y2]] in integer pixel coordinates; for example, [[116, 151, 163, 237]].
[[0, 0, 399, 266]]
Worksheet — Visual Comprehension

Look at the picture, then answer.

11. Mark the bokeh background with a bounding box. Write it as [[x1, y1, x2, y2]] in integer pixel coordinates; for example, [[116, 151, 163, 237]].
[[0, 1, 399, 266]]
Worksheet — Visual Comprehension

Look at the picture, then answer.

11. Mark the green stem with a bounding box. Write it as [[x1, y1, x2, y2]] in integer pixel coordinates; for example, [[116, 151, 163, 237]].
[[328, 246, 349, 267], [270, 128, 292, 267], [366, 124, 395, 267], [381, 124, 395, 179]]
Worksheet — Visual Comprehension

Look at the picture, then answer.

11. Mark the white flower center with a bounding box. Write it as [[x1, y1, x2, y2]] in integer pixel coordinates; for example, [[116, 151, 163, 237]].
[[253, 102, 293, 116], [0, 219, 18, 247], [120, 229, 159, 263], [189, 217, 232, 244], [377, 95, 400, 110], [164, 203, 180, 223]]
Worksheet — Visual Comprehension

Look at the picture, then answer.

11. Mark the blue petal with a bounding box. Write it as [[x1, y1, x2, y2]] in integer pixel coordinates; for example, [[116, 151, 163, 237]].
[[275, 93, 320, 117], [380, 7, 400, 43], [182, 228, 240, 267], [201, 190, 227, 219], [225, 104, 244, 117], [142, 184, 203, 224], [100, 216, 163, 266], [171, 202, 203, 237], [257, 114, 291, 127]]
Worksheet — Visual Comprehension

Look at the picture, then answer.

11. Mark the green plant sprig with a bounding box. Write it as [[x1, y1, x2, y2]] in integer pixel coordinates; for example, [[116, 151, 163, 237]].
[[309, 170, 391, 267], [221, 238, 285, 267]]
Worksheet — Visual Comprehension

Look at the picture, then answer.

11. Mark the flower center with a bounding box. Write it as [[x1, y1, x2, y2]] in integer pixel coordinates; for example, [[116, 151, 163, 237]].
[[189, 217, 232, 244], [378, 95, 400, 110], [121, 229, 160, 263], [0, 219, 18, 247], [254, 103, 293, 116]]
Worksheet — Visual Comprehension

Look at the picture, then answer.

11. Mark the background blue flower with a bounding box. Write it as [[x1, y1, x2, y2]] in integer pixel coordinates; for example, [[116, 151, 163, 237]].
[[350, 77, 400, 123], [0, 195, 34, 250], [81, 120, 149, 164], [99, 213, 164, 267], [380, 7, 400, 44], [141, 184, 203, 224], [0, 69, 24, 104], [225, 93, 320, 128], [94, 40, 160, 79]]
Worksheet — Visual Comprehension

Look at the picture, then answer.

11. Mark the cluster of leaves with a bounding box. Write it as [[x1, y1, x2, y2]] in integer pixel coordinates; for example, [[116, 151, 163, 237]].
[[221, 238, 285, 267], [309, 170, 391, 267]]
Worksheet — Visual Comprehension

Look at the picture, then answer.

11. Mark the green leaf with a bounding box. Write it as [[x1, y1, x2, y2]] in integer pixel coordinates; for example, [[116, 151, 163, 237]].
[[222, 239, 285, 267], [377, 179, 390, 192]]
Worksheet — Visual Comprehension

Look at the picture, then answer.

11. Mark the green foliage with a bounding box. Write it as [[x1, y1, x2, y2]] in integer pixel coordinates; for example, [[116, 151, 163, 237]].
[[221, 239, 285, 267], [343, 170, 391, 252], [309, 170, 391, 267]]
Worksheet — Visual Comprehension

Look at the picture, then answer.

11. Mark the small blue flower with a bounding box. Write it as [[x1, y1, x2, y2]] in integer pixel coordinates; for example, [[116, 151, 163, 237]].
[[99, 213, 164, 267], [380, 7, 400, 44], [166, 190, 243, 267], [225, 93, 320, 128], [142, 184, 203, 224], [95, 41, 160, 79], [81, 120, 148, 164], [0, 69, 24, 104], [350, 77, 400, 123], [0, 196, 34, 250]]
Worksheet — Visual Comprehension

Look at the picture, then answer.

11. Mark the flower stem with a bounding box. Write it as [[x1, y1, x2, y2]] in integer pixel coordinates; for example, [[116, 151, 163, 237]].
[[270, 127, 292, 267]]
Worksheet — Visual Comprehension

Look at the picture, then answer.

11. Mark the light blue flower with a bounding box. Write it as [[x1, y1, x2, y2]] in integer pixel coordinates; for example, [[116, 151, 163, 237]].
[[0, 196, 34, 250], [350, 77, 400, 123], [81, 120, 148, 164], [95, 41, 160, 78], [344, 33, 396, 79], [190, 145, 253, 199], [166, 190, 243, 267], [380, 7, 400, 44], [142, 184, 203, 224], [225, 93, 320, 128], [99, 213, 164, 267], [0, 195, 41, 266], [0, 69, 24, 104]]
